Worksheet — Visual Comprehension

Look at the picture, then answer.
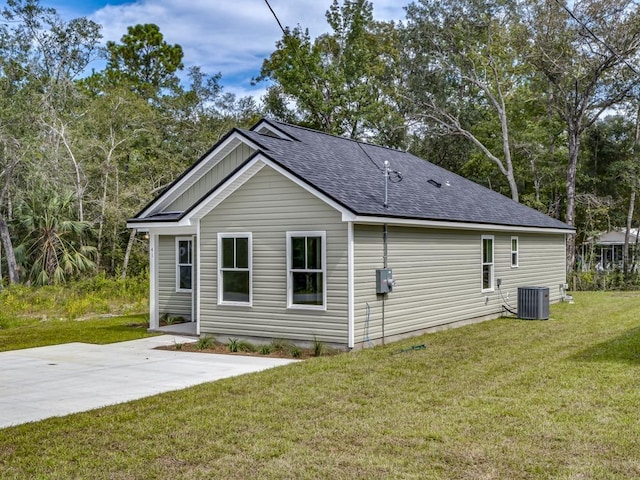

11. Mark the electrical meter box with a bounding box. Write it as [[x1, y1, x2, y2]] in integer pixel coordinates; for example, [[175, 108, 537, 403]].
[[376, 268, 395, 294]]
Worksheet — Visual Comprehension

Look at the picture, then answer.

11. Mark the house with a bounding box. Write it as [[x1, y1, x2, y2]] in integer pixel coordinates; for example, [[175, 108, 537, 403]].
[[127, 119, 574, 349], [579, 229, 639, 271]]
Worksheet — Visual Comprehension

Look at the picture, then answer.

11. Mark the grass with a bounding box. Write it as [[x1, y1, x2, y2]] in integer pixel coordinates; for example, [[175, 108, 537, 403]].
[[0, 274, 153, 351], [1, 292, 640, 478], [0, 273, 148, 328], [0, 314, 155, 352]]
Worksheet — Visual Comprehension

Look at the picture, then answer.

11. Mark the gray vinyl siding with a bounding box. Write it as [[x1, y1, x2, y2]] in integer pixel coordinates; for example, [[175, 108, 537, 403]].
[[158, 235, 192, 319], [199, 165, 348, 344], [353, 225, 566, 344], [165, 143, 255, 212]]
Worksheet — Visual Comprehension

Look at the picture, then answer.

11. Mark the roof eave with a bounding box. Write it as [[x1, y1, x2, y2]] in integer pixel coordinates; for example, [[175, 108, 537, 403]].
[[351, 214, 575, 234]]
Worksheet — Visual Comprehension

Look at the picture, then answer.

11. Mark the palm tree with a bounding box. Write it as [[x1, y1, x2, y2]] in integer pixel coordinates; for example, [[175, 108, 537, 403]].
[[14, 190, 96, 285]]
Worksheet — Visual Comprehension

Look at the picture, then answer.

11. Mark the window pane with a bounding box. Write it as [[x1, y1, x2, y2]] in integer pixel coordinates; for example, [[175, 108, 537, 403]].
[[291, 237, 306, 269], [222, 237, 235, 268], [179, 265, 192, 290], [292, 272, 323, 305], [482, 265, 492, 290], [483, 239, 493, 263], [512, 252, 518, 266], [236, 237, 249, 269], [222, 271, 249, 303], [306, 236, 322, 270], [178, 240, 191, 264], [512, 238, 518, 251]]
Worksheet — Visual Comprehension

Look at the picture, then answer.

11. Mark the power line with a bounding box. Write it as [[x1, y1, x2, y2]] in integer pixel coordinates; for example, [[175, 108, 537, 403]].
[[263, 0, 324, 104], [263, 0, 287, 37], [555, 0, 639, 76], [358, 142, 384, 172]]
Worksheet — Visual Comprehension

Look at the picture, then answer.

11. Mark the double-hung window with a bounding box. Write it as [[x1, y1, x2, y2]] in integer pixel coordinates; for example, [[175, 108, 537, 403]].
[[176, 237, 193, 292], [481, 235, 494, 292], [218, 233, 252, 305], [511, 236, 519, 268], [287, 231, 326, 309]]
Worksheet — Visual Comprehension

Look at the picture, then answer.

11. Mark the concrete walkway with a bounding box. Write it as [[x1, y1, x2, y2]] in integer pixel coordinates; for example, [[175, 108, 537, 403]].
[[0, 335, 296, 429]]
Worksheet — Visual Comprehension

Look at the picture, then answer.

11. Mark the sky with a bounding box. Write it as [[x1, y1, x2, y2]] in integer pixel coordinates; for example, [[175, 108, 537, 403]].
[[47, 0, 408, 102]]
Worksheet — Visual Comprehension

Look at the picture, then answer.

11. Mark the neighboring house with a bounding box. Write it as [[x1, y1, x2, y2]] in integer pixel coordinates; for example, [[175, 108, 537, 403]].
[[579, 229, 640, 271], [127, 119, 574, 349]]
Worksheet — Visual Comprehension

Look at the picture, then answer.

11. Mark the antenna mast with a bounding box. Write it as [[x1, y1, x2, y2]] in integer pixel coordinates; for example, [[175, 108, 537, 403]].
[[383, 160, 389, 208]]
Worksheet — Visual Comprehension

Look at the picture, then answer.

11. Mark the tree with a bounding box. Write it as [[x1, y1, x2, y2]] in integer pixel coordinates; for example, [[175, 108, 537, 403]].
[[14, 190, 96, 285], [521, 0, 640, 270], [105, 23, 183, 100], [256, 0, 405, 145], [402, 0, 526, 202], [0, 0, 101, 282]]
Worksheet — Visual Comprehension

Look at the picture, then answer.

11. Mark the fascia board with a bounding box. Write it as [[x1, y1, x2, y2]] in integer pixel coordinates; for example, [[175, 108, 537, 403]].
[[251, 119, 298, 141], [186, 159, 266, 221], [138, 132, 262, 218], [125, 224, 196, 235], [183, 154, 357, 223], [352, 215, 575, 235], [257, 156, 356, 220]]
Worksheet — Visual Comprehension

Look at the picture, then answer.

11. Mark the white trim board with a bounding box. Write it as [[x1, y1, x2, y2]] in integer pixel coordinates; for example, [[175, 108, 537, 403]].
[[351, 215, 574, 235], [137, 132, 262, 218]]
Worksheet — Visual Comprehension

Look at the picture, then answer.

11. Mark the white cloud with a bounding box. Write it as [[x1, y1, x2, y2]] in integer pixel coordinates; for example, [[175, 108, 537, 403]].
[[87, 0, 406, 97]]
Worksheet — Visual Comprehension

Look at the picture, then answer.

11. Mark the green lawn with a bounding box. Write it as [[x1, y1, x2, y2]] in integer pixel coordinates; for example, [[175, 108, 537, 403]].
[[0, 314, 155, 352], [1, 292, 639, 479]]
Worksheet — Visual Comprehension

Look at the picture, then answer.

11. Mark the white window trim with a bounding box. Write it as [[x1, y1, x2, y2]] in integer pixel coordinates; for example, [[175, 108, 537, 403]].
[[175, 236, 193, 293], [286, 231, 327, 311], [217, 232, 253, 307], [481, 235, 494, 293], [511, 236, 519, 268]]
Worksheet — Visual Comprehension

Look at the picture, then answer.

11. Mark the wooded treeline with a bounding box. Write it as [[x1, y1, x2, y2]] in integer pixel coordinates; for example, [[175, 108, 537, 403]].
[[1, 0, 640, 285]]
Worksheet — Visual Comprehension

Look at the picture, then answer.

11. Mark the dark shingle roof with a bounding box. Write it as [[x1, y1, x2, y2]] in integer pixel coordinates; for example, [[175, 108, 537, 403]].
[[239, 120, 571, 230]]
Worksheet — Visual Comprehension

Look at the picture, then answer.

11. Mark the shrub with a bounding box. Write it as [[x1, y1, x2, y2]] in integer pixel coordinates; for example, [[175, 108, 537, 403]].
[[227, 338, 240, 352], [313, 337, 325, 357], [237, 341, 256, 352], [196, 335, 214, 350]]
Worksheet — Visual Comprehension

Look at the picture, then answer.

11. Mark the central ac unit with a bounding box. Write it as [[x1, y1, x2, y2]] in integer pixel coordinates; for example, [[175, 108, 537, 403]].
[[517, 286, 549, 320]]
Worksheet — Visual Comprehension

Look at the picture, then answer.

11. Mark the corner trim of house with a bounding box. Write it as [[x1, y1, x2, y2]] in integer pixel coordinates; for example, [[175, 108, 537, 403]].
[[196, 220, 202, 336], [149, 232, 159, 329], [347, 221, 355, 348]]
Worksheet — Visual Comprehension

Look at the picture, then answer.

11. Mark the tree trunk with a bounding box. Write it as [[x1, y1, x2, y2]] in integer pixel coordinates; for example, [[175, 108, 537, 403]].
[[0, 215, 19, 284], [623, 190, 635, 275], [96, 155, 112, 267], [565, 126, 580, 273], [121, 228, 136, 280], [625, 103, 640, 275]]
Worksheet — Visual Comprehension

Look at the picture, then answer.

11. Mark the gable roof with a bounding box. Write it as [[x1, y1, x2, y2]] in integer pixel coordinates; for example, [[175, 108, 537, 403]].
[[130, 118, 573, 232], [587, 229, 639, 245]]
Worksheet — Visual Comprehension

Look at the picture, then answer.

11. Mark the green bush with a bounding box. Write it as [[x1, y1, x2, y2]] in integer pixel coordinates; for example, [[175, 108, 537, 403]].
[[196, 336, 214, 350], [570, 270, 640, 291]]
